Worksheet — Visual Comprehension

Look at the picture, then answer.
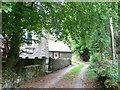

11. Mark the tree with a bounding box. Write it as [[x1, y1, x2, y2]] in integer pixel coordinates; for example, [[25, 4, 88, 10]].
[[42, 2, 118, 61], [2, 2, 46, 58], [2, 2, 118, 61]]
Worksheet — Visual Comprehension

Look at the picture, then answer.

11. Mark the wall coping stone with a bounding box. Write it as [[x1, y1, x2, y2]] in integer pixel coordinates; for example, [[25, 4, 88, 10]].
[[24, 65, 40, 68]]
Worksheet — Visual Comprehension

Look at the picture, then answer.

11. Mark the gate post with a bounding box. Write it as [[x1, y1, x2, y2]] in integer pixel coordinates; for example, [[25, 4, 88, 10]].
[[48, 57, 52, 71]]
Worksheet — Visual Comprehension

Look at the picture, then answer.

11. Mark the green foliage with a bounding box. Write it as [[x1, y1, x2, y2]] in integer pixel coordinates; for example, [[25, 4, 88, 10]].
[[2, 68, 18, 83], [98, 64, 120, 89], [42, 2, 118, 58], [85, 62, 92, 65], [86, 68, 97, 78], [2, 2, 119, 88], [72, 61, 81, 64], [1, 2, 13, 13], [104, 79, 120, 89], [90, 53, 101, 62], [2, 2, 46, 57], [68, 65, 74, 67], [89, 53, 120, 89], [2, 2, 118, 58]]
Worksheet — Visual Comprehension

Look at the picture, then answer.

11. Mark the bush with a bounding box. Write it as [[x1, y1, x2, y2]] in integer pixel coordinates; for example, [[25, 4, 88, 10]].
[[104, 79, 120, 89], [89, 53, 120, 89], [90, 53, 101, 63]]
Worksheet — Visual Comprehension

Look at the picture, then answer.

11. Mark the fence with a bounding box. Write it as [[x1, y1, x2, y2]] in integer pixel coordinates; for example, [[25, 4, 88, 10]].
[[2, 57, 46, 88]]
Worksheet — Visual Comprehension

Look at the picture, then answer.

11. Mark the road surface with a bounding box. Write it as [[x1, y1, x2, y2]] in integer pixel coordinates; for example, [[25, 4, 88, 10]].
[[22, 63, 102, 88]]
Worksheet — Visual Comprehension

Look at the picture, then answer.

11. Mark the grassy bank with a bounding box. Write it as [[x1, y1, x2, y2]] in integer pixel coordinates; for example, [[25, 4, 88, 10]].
[[86, 60, 120, 89], [86, 67, 97, 79], [62, 64, 84, 80]]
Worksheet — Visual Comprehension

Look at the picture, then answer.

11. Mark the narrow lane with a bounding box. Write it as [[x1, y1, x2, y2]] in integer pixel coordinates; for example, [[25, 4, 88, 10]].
[[52, 63, 102, 88], [22, 63, 102, 88], [22, 65, 78, 88], [71, 64, 89, 88]]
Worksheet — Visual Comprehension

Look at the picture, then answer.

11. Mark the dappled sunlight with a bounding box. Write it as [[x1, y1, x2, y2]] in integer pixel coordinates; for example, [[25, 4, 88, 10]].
[[2, 2, 119, 89]]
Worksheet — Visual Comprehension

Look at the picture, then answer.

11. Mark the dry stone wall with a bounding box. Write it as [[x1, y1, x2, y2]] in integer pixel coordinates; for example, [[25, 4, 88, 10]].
[[2, 57, 46, 88], [49, 58, 71, 72]]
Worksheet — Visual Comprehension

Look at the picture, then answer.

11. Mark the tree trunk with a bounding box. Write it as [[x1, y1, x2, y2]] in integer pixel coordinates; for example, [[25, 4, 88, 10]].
[[118, 1, 120, 77], [8, 3, 23, 59], [117, 30, 120, 77], [109, 13, 116, 63], [9, 32, 20, 58]]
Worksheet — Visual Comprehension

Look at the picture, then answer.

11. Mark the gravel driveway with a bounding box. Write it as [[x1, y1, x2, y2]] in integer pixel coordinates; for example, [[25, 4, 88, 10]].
[[22, 63, 102, 88]]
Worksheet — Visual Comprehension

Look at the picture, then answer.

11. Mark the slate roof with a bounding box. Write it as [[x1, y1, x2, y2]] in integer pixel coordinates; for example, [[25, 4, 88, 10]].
[[48, 40, 72, 52]]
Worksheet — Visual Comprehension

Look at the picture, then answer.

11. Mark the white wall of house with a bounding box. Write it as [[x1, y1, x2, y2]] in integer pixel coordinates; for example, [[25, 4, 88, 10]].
[[20, 30, 49, 60], [21, 31, 38, 48]]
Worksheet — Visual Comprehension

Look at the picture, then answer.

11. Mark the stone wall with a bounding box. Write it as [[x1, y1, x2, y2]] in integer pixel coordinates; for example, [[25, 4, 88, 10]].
[[60, 52, 72, 59], [2, 57, 46, 88], [48, 58, 71, 72], [49, 52, 72, 59]]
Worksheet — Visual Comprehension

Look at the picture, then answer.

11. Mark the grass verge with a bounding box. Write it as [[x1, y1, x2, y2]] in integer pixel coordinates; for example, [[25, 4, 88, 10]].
[[68, 65, 74, 67], [86, 67, 97, 79], [85, 62, 92, 65], [62, 64, 84, 80]]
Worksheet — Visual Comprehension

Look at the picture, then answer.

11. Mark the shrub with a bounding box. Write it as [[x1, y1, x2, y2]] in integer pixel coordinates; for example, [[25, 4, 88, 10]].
[[89, 53, 120, 89]]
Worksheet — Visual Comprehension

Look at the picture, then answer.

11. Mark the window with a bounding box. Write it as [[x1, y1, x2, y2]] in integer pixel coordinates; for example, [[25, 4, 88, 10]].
[[27, 32, 32, 39], [54, 52, 60, 59], [27, 32, 32, 46]]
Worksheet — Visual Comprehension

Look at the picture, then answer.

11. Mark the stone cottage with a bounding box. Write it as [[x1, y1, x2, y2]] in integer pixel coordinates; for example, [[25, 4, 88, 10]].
[[48, 40, 72, 59], [3, 32, 72, 88], [20, 32, 72, 60]]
